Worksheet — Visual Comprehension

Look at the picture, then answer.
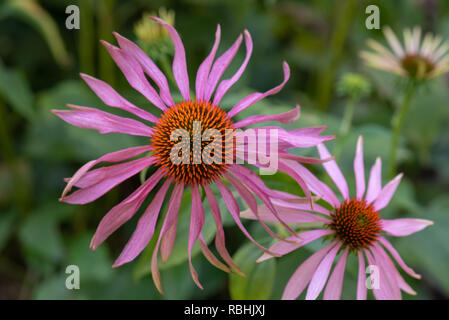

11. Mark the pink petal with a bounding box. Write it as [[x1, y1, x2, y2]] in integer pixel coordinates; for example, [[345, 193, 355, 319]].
[[213, 30, 253, 106], [113, 32, 174, 107], [379, 236, 421, 278], [80, 73, 159, 123], [373, 173, 403, 211], [357, 250, 367, 300], [370, 244, 402, 300], [258, 229, 334, 263], [323, 247, 349, 300], [195, 25, 221, 101], [151, 16, 190, 101], [151, 182, 184, 294], [101, 41, 167, 110], [234, 105, 300, 129], [354, 136, 366, 200], [270, 198, 332, 216], [317, 144, 349, 201], [365, 157, 382, 204], [228, 62, 290, 118], [61, 156, 155, 205], [215, 179, 276, 256], [204, 184, 245, 276], [382, 218, 433, 237], [199, 233, 231, 273], [241, 204, 331, 224], [306, 242, 342, 300], [62, 145, 151, 198], [278, 151, 334, 165], [204, 34, 243, 102], [52, 105, 154, 137], [112, 179, 171, 267], [89, 168, 165, 249], [188, 185, 205, 289], [282, 241, 337, 300]]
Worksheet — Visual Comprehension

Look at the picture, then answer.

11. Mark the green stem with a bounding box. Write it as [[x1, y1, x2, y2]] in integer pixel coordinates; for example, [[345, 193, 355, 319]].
[[334, 95, 357, 160], [388, 81, 417, 179]]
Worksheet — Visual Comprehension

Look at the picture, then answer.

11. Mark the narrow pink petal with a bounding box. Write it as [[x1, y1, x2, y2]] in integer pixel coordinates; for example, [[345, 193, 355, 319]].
[[228, 62, 290, 118], [213, 30, 253, 105], [371, 244, 402, 300], [279, 151, 334, 165], [323, 247, 349, 300], [234, 105, 300, 129], [378, 236, 421, 279], [258, 229, 334, 263], [101, 41, 167, 110], [195, 25, 221, 101], [282, 241, 337, 300], [364, 248, 389, 300], [373, 173, 403, 211], [151, 182, 184, 294], [89, 168, 165, 249], [80, 73, 159, 123], [199, 233, 231, 273], [306, 241, 342, 300], [188, 185, 205, 289], [62, 157, 155, 204], [160, 184, 184, 263], [357, 250, 367, 300], [62, 145, 151, 198], [382, 218, 433, 237], [384, 27, 405, 58], [354, 136, 366, 200], [113, 32, 174, 107], [112, 179, 171, 267], [317, 144, 349, 201], [270, 198, 332, 216], [204, 184, 245, 276], [241, 204, 331, 224], [215, 179, 277, 256], [151, 16, 190, 101], [365, 157, 382, 204], [204, 34, 243, 102], [52, 105, 154, 137]]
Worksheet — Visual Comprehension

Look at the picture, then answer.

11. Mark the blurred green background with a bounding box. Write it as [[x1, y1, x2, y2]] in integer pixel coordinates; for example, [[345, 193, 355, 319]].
[[0, 0, 448, 300]]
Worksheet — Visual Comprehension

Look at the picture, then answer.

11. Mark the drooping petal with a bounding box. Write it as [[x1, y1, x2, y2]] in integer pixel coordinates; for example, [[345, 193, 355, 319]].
[[270, 198, 332, 216], [257, 229, 334, 263], [151, 16, 190, 101], [195, 25, 221, 101], [382, 218, 433, 237], [199, 233, 231, 273], [228, 62, 290, 118], [215, 179, 277, 256], [89, 168, 165, 250], [241, 204, 331, 224], [80, 74, 159, 123], [365, 157, 382, 204], [213, 30, 253, 106], [378, 236, 421, 279], [62, 145, 152, 198], [282, 241, 337, 300], [204, 184, 245, 276], [112, 179, 171, 267], [323, 247, 349, 300], [203, 34, 243, 102], [354, 136, 366, 200], [356, 250, 367, 300], [52, 105, 154, 137], [188, 185, 205, 289], [233, 105, 300, 129], [373, 173, 403, 211], [61, 156, 156, 204], [317, 144, 349, 201], [113, 32, 174, 107], [306, 242, 343, 300], [370, 244, 402, 300], [101, 41, 167, 110]]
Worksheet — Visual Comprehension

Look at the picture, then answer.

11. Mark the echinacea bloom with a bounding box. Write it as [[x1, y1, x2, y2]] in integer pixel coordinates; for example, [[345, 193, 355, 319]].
[[52, 17, 334, 293], [243, 136, 433, 300], [360, 26, 449, 80]]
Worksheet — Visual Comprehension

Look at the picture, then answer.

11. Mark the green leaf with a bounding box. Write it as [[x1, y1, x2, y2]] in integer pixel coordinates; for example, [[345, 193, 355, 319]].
[[0, 210, 16, 253], [0, 62, 34, 121], [229, 242, 276, 300]]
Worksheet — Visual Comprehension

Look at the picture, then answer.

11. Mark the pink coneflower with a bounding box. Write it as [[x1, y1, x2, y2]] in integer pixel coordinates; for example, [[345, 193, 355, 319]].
[[52, 17, 334, 293], [243, 136, 433, 300]]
